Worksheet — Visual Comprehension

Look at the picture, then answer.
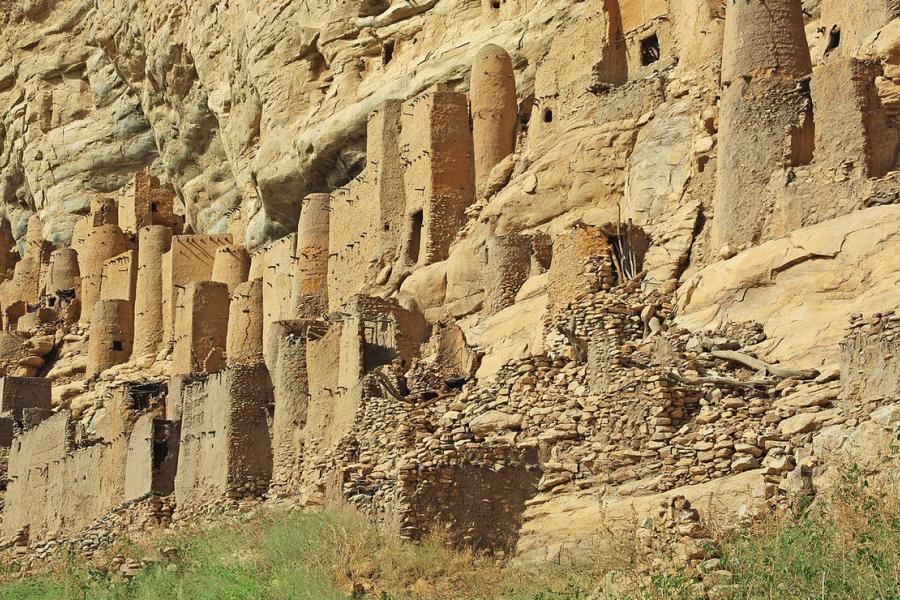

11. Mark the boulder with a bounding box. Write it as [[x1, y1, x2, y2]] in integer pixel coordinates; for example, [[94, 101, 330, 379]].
[[469, 411, 524, 436], [677, 206, 900, 370]]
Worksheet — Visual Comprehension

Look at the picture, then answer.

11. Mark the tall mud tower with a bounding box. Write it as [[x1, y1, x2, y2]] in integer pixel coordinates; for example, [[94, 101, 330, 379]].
[[713, 0, 813, 251], [291, 193, 331, 319], [470, 44, 518, 193]]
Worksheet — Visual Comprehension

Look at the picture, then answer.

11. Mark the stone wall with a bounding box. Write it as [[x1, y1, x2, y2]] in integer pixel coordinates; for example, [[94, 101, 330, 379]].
[[840, 312, 900, 418]]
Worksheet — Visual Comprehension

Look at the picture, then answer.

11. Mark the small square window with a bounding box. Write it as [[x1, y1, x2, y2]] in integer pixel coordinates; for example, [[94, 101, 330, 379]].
[[150, 202, 159, 213], [111, 340, 123, 351]]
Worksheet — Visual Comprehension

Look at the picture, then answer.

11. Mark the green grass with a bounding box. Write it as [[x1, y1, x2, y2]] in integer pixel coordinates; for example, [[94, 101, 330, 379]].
[[715, 470, 900, 600], [0, 469, 897, 600], [0, 508, 618, 600]]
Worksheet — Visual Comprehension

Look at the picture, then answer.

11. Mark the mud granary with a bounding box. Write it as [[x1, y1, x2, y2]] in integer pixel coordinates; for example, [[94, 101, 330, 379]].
[[0, 0, 898, 566]]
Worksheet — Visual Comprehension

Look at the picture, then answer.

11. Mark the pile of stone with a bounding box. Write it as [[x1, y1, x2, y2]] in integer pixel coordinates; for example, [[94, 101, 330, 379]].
[[636, 495, 735, 598], [294, 278, 865, 547]]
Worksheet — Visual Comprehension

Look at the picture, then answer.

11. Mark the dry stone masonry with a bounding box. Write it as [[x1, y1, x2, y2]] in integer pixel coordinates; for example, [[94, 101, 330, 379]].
[[0, 0, 897, 583]]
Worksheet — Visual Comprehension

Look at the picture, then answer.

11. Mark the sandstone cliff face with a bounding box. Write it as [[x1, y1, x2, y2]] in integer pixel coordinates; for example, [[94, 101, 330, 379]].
[[3, 0, 605, 247], [0, 0, 899, 576]]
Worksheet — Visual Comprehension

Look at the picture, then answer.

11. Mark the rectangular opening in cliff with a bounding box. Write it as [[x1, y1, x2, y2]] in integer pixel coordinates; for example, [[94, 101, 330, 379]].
[[383, 40, 395, 66], [640, 34, 660, 66], [407, 210, 423, 264], [790, 95, 815, 168], [826, 26, 841, 55]]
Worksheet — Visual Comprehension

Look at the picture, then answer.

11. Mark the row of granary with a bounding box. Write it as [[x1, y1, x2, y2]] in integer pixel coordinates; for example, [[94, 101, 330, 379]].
[[0, 43, 530, 379]]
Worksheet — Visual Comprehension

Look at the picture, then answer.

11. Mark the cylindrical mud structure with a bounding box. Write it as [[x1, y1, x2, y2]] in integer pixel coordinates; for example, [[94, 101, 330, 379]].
[[87, 298, 134, 377], [470, 44, 518, 192], [713, 0, 812, 251], [212, 245, 251, 293], [485, 233, 532, 314], [133, 226, 173, 357], [291, 193, 331, 319], [721, 0, 812, 85], [46, 248, 80, 295], [78, 224, 129, 324], [226, 278, 264, 364]]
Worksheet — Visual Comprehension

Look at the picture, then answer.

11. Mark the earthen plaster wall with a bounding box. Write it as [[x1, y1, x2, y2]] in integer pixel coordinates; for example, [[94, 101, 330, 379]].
[[174, 376, 226, 507], [161, 234, 231, 345], [172, 281, 230, 375], [769, 57, 900, 237], [124, 414, 179, 502], [399, 92, 474, 267], [812, 58, 898, 177], [2, 411, 73, 538], [226, 278, 264, 365], [5, 440, 130, 540], [175, 366, 273, 509], [819, 0, 899, 61], [248, 233, 296, 370], [101, 250, 137, 303], [305, 323, 354, 458], [328, 100, 406, 311], [0, 376, 51, 417]]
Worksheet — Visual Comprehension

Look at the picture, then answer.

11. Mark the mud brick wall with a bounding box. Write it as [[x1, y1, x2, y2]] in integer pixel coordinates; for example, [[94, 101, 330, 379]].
[[175, 365, 274, 511]]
